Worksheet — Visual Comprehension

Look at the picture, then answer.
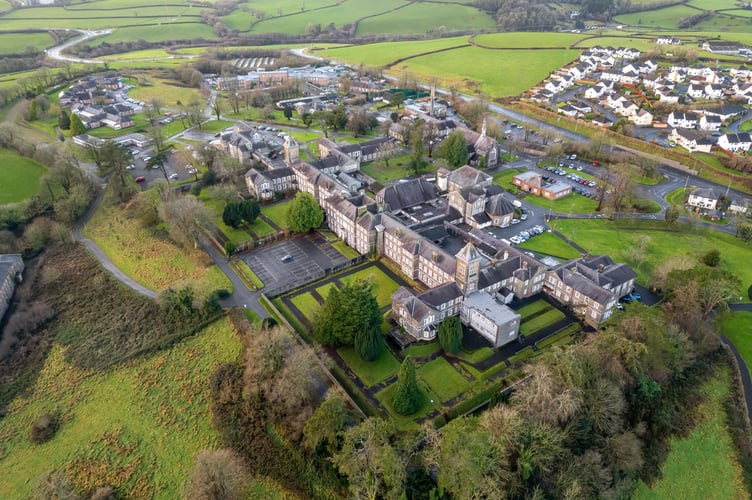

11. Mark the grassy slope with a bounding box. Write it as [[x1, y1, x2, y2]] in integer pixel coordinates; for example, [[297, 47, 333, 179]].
[[0, 148, 46, 204], [516, 232, 581, 259], [722, 312, 752, 377], [0, 318, 242, 499], [473, 32, 586, 48], [83, 194, 231, 296], [614, 5, 699, 28], [320, 36, 468, 67], [633, 367, 748, 500], [356, 3, 495, 36], [0, 32, 54, 55], [550, 219, 752, 295]]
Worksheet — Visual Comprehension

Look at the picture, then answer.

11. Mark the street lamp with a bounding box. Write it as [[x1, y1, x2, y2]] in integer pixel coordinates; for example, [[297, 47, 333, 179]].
[[428, 140, 434, 158]]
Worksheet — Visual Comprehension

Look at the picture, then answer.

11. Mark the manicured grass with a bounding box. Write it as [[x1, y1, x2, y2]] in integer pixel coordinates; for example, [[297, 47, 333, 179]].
[[535, 323, 580, 350], [740, 119, 752, 132], [261, 200, 292, 229], [200, 119, 234, 134], [128, 78, 202, 108], [356, 3, 495, 36], [417, 357, 471, 402], [247, 217, 275, 238], [316, 282, 338, 300], [396, 47, 580, 98], [320, 36, 470, 67], [341, 266, 401, 308], [288, 130, 324, 143], [722, 312, 752, 377], [519, 308, 566, 336], [633, 367, 747, 500], [665, 187, 691, 206], [332, 240, 360, 259], [454, 346, 495, 364], [516, 299, 551, 320], [338, 344, 400, 387], [199, 196, 252, 245], [0, 149, 47, 204], [550, 219, 752, 295], [360, 154, 413, 182], [0, 318, 242, 499], [83, 194, 232, 296], [516, 232, 581, 259], [231, 259, 264, 289], [524, 192, 599, 214], [404, 341, 442, 358], [290, 291, 322, 321]]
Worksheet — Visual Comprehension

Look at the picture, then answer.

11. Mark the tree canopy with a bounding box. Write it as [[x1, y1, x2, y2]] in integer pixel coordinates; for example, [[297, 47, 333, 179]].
[[438, 316, 463, 354], [287, 191, 324, 233], [222, 200, 260, 228], [314, 278, 382, 350], [392, 355, 422, 415], [437, 131, 469, 168]]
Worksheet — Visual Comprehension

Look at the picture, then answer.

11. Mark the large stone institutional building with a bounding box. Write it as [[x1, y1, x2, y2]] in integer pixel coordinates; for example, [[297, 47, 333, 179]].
[[240, 131, 635, 346]]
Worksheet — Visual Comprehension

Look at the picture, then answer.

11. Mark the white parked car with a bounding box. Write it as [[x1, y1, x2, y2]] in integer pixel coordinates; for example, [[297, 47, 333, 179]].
[[168, 173, 179, 180]]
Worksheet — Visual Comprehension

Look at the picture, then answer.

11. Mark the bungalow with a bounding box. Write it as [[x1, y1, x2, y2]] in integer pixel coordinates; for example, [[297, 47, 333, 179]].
[[669, 128, 713, 153], [718, 132, 752, 152], [687, 188, 718, 210]]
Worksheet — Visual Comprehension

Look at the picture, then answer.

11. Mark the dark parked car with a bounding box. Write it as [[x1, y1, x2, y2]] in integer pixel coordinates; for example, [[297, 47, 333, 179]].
[[135, 176, 146, 183]]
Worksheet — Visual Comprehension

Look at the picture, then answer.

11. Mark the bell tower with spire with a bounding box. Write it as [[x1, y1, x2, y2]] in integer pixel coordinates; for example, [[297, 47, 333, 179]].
[[455, 242, 481, 295]]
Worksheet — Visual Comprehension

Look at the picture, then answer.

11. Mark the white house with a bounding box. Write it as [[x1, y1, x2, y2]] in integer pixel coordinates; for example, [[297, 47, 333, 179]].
[[687, 188, 718, 210], [687, 84, 705, 99], [704, 84, 725, 100], [669, 128, 713, 153], [656, 36, 681, 45], [667, 111, 698, 129], [718, 132, 752, 152], [629, 108, 653, 126], [698, 115, 722, 131]]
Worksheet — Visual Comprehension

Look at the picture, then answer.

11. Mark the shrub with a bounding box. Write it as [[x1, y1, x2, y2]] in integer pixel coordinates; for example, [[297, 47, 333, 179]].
[[184, 449, 250, 500], [29, 412, 59, 444], [224, 241, 236, 257], [216, 288, 230, 299], [702, 249, 720, 267], [748, 284, 752, 300]]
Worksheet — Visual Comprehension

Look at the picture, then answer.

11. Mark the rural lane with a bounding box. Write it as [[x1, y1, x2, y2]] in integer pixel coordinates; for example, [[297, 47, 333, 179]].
[[46, 29, 112, 64]]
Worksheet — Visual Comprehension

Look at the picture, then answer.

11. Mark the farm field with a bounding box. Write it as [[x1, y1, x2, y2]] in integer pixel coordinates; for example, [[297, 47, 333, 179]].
[[688, 0, 738, 8], [0, 317, 242, 499], [239, 0, 337, 17], [0, 149, 46, 204], [249, 0, 406, 35], [94, 48, 176, 61], [633, 367, 747, 500], [316, 37, 469, 67], [90, 24, 218, 45], [614, 5, 700, 28], [549, 219, 752, 295], [573, 36, 658, 51], [0, 31, 54, 55], [394, 47, 580, 97], [472, 32, 586, 48], [128, 78, 202, 108], [83, 192, 231, 296], [356, 3, 495, 37]]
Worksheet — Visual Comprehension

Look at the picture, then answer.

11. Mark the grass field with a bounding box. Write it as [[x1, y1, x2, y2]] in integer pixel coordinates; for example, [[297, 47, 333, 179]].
[[516, 232, 581, 259], [722, 312, 752, 377], [393, 47, 580, 97], [519, 308, 566, 335], [199, 196, 253, 245], [417, 357, 471, 402], [318, 36, 469, 67], [0, 149, 46, 204], [550, 219, 752, 295], [338, 344, 400, 387], [573, 36, 658, 52], [689, 0, 738, 8], [341, 266, 401, 308], [95, 24, 218, 45], [199, 119, 234, 134], [261, 199, 292, 229], [614, 5, 705, 28], [633, 367, 747, 500], [0, 31, 54, 55], [290, 291, 321, 320], [360, 154, 412, 182], [240, 0, 336, 17], [473, 32, 586, 48], [356, 3, 495, 37], [375, 377, 442, 428], [250, 0, 405, 35], [83, 194, 231, 296], [516, 299, 551, 319], [128, 78, 202, 108], [332, 240, 360, 259], [0, 317, 242, 499]]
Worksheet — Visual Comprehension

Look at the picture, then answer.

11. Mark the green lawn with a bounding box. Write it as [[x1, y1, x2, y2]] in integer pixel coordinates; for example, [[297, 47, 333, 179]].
[[665, 187, 690, 206], [0, 318, 242, 499], [338, 344, 400, 387], [633, 367, 747, 499], [473, 32, 586, 48], [516, 232, 581, 259], [417, 357, 471, 402], [360, 154, 413, 182], [375, 378, 442, 429], [199, 119, 234, 134], [494, 169, 600, 215], [404, 341, 442, 358], [341, 266, 401, 308], [332, 240, 361, 259], [516, 299, 551, 320], [722, 312, 752, 377], [290, 292, 322, 321], [550, 219, 752, 295], [316, 282, 338, 301], [0, 31, 54, 55], [128, 78, 203, 109], [262, 200, 292, 229], [199, 196, 253, 245], [0, 149, 47, 204], [320, 36, 468, 67], [247, 217, 276, 238], [454, 346, 495, 364], [288, 130, 324, 143], [614, 5, 699, 28], [519, 308, 566, 336]]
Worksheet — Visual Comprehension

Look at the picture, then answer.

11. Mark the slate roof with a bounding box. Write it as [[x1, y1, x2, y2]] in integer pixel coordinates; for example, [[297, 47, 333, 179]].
[[418, 282, 463, 308], [447, 165, 492, 190], [377, 179, 438, 211]]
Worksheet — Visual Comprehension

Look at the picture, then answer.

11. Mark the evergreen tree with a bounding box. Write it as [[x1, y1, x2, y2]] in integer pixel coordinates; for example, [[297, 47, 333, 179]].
[[355, 323, 381, 361], [223, 202, 242, 228], [314, 279, 381, 348], [392, 355, 422, 415], [239, 199, 260, 225], [438, 316, 463, 354], [437, 131, 469, 168], [287, 191, 324, 233], [70, 113, 87, 136], [28, 99, 37, 121], [58, 110, 71, 130], [409, 123, 426, 176]]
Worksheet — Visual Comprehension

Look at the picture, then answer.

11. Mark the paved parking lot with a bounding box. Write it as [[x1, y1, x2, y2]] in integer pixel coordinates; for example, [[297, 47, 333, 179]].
[[241, 234, 348, 289]]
